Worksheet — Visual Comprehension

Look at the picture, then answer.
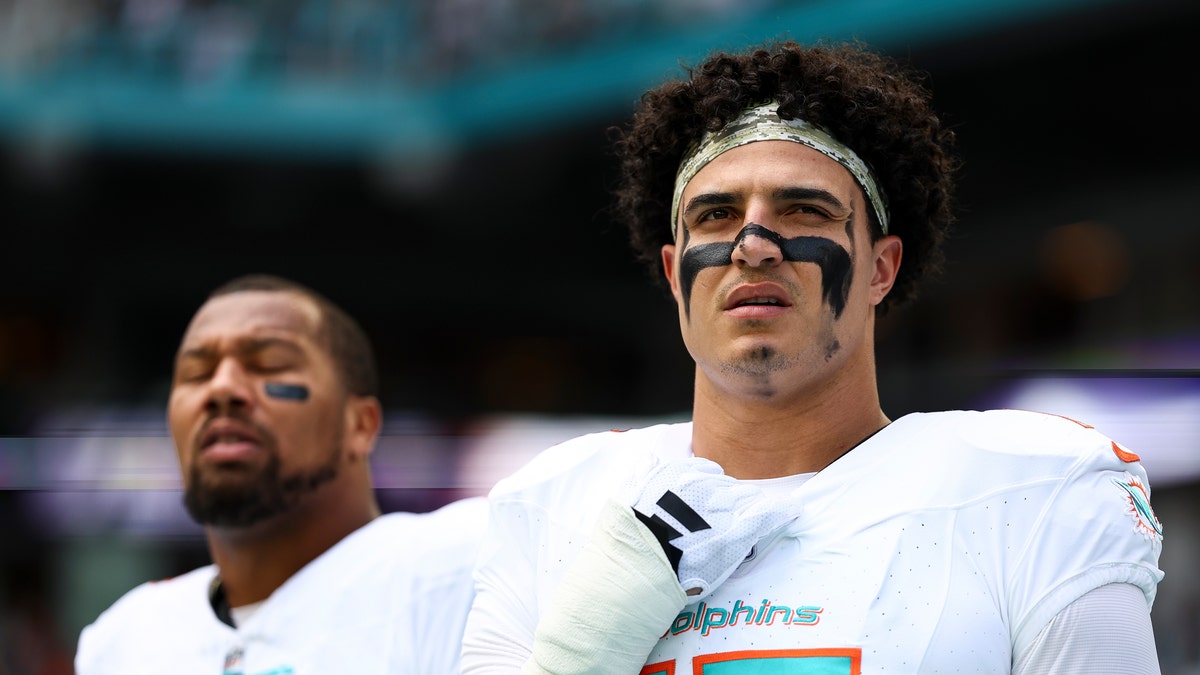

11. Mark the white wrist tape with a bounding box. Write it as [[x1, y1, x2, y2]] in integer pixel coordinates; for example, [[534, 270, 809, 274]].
[[524, 499, 686, 675]]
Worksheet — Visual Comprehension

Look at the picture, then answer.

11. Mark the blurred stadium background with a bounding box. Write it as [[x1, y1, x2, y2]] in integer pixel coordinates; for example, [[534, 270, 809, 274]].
[[1, 0, 1197, 672]]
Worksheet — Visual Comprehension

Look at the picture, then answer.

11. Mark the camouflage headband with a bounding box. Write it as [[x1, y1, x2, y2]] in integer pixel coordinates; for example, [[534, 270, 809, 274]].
[[670, 102, 889, 239]]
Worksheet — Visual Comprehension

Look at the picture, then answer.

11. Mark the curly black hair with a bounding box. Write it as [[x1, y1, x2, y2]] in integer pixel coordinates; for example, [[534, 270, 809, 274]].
[[611, 40, 960, 313]]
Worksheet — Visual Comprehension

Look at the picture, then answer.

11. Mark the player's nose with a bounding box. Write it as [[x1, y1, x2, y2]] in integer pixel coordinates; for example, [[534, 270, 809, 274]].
[[731, 226, 783, 269], [204, 358, 254, 415]]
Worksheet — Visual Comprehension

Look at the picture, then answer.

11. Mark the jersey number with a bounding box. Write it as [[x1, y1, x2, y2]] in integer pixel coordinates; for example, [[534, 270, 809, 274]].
[[640, 648, 862, 675]]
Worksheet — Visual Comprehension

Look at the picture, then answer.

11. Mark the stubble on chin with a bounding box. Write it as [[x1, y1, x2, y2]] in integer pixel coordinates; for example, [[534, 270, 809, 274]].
[[183, 447, 340, 528], [716, 342, 797, 399]]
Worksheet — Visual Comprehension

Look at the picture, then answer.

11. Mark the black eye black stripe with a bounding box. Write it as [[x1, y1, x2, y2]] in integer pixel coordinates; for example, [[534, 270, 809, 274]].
[[679, 224, 853, 318]]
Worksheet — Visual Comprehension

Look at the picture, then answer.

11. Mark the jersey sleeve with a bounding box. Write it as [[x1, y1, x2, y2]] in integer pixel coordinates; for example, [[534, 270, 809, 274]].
[[1014, 582, 1160, 675], [75, 605, 119, 675], [460, 494, 543, 674], [401, 497, 492, 675], [1007, 421, 1164, 658], [73, 578, 179, 675]]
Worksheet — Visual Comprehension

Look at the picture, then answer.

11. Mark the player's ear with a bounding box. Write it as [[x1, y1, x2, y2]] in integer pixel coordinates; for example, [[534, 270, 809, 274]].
[[344, 395, 381, 461], [661, 245, 680, 300], [869, 235, 902, 306]]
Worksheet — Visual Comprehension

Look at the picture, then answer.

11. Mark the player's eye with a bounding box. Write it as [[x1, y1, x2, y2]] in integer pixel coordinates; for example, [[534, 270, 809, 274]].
[[786, 203, 829, 217], [253, 358, 296, 374], [252, 347, 301, 373], [173, 361, 213, 383], [697, 208, 732, 222]]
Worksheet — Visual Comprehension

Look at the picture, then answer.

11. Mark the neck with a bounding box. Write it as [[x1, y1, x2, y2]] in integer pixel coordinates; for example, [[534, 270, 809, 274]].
[[690, 358, 889, 480], [205, 480, 379, 608]]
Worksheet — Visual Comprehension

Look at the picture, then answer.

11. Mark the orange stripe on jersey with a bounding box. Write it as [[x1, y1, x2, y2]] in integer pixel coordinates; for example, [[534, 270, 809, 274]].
[[1112, 440, 1141, 463], [1002, 409, 1096, 429], [640, 660, 675, 675], [1041, 411, 1094, 428]]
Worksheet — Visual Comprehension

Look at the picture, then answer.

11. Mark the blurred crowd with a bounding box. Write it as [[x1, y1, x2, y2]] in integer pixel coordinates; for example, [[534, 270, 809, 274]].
[[0, 0, 777, 85]]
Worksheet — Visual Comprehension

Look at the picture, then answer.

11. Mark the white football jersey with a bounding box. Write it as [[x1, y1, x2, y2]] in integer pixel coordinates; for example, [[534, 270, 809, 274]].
[[76, 497, 488, 675], [467, 410, 1163, 674]]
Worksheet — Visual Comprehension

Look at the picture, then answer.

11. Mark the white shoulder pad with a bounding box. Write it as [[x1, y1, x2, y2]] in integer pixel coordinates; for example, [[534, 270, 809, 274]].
[[488, 422, 693, 500]]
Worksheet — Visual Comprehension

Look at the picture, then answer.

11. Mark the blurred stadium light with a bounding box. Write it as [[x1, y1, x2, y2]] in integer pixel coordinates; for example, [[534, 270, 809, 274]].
[[985, 374, 1200, 486], [1, 381, 1192, 538]]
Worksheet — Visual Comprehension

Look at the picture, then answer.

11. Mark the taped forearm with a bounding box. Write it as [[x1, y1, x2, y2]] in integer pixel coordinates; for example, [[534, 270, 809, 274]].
[[523, 499, 686, 675]]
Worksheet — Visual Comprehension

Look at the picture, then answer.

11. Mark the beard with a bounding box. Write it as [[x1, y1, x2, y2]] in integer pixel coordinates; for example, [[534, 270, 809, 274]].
[[183, 425, 342, 528]]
